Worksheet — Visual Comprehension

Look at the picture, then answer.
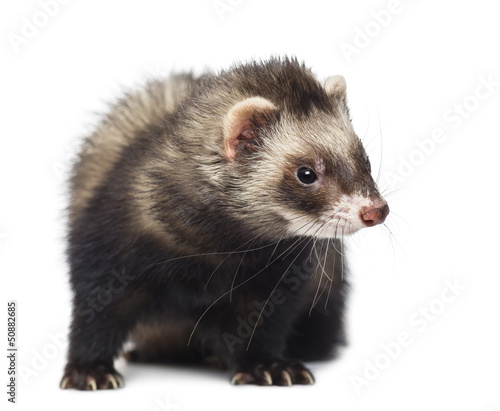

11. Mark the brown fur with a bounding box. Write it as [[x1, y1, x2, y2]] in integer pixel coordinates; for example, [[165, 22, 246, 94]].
[[69, 74, 197, 222], [61, 57, 388, 389]]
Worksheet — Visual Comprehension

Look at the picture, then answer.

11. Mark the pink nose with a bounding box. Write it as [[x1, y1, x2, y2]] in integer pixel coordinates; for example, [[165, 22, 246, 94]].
[[360, 203, 390, 227]]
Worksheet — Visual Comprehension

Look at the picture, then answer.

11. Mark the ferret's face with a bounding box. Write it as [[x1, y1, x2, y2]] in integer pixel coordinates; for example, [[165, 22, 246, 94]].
[[221, 77, 388, 240], [266, 113, 389, 239]]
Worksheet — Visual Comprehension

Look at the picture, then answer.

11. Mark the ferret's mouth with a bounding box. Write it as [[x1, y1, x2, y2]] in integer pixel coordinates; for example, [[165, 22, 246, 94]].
[[317, 217, 363, 238], [286, 216, 363, 239], [286, 194, 389, 239]]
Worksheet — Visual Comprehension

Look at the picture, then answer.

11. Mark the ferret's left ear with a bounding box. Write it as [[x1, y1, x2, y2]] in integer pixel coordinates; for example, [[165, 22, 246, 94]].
[[223, 97, 278, 161], [324, 75, 347, 100]]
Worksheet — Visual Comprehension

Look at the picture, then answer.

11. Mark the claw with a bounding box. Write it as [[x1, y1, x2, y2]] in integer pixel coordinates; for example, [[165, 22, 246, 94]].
[[231, 372, 253, 385], [86, 377, 97, 391], [230, 373, 242, 385], [105, 374, 118, 389], [60, 377, 69, 390], [231, 361, 314, 386], [280, 370, 292, 386], [262, 370, 272, 386], [116, 375, 124, 388], [300, 370, 315, 385]]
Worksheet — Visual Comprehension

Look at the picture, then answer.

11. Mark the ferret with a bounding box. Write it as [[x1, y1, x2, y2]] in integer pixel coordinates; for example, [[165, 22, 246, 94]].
[[60, 57, 389, 390]]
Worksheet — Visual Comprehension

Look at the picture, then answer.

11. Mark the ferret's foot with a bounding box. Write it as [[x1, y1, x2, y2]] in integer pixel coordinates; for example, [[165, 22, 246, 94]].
[[60, 364, 124, 390], [231, 360, 315, 386]]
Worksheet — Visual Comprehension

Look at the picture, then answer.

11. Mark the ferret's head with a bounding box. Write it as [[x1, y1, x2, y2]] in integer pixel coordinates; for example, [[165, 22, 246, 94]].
[[216, 59, 388, 240]]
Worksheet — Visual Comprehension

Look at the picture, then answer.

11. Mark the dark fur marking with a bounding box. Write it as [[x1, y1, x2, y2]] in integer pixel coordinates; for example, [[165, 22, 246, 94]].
[[60, 57, 382, 389]]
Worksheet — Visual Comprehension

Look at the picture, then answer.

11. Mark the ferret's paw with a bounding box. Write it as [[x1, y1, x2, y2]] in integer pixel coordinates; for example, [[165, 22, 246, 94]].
[[231, 360, 315, 386], [60, 364, 124, 391]]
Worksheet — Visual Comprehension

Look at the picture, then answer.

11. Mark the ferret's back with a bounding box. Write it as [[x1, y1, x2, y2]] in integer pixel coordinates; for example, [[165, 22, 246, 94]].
[[69, 74, 196, 220]]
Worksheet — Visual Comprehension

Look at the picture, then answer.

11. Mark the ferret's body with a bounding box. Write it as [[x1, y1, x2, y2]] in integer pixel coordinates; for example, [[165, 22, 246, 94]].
[[61, 58, 388, 389]]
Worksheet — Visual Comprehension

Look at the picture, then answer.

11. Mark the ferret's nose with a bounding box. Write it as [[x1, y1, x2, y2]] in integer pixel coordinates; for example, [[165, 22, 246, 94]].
[[360, 203, 389, 227]]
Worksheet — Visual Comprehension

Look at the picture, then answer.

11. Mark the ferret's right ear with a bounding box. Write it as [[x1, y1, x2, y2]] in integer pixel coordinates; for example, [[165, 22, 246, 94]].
[[223, 97, 278, 161], [324, 75, 347, 100]]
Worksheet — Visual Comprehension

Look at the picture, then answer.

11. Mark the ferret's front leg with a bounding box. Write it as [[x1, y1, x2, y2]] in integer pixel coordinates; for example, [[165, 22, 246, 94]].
[[60, 272, 141, 390], [221, 285, 316, 386]]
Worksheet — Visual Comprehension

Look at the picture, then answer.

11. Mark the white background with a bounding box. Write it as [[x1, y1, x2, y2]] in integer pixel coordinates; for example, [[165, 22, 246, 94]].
[[1, 0, 499, 410]]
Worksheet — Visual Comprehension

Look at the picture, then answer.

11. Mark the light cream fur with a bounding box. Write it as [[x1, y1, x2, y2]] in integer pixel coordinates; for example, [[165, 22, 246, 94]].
[[70, 76, 195, 221], [324, 75, 347, 100], [223, 97, 277, 160]]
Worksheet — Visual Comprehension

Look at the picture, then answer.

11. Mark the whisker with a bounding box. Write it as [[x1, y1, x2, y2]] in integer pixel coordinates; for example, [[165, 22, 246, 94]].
[[158, 235, 272, 266], [308, 235, 318, 264], [229, 238, 257, 302], [309, 235, 330, 314], [341, 225, 345, 282], [375, 103, 384, 185], [325, 237, 336, 309], [188, 216, 323, 346], [313, 238, 331, 281], [246, 236, 314, 351], [360, 104, 371, 145], [330, 217, 347, 257], [199, 215, 325, 289], [382, 223, 398, 277], [203, 233, 263, 289], [381, 187, 402, 198], [386, 210, 410, 228], [278, 216, 324, 261], [383, 221, 406, 263], [266, 234, 283, 266], [161, 213, 316, 269]]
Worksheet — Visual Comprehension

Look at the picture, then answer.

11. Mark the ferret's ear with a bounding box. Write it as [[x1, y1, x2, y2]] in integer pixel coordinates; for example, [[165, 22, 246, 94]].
[[223, 97, 278, 161], [324, 75, 347, 100]]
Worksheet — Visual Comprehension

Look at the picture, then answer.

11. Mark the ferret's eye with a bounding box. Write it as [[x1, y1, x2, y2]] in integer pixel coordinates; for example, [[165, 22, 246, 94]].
[[296, 167, 317, 184]]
